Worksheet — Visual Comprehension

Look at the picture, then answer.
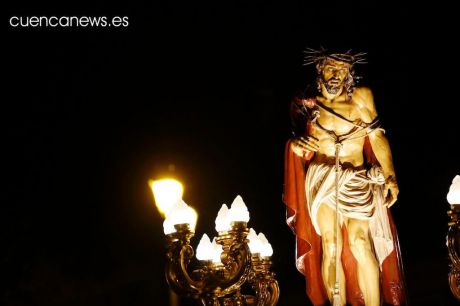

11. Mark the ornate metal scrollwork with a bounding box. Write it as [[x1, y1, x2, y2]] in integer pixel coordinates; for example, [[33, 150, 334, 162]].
[[447, 205, 460, 301], [164, 222, 279, 305]]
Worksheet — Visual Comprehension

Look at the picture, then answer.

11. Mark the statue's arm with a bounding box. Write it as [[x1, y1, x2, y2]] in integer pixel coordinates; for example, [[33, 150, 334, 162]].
[[355, 87, 399, 207], [289, 97, 319, 157]]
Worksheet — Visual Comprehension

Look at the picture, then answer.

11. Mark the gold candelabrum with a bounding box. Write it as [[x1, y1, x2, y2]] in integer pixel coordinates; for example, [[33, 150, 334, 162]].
[[150, 179, 279, 306], [165, 222, 279, 306], [447, 175, 460, 301]]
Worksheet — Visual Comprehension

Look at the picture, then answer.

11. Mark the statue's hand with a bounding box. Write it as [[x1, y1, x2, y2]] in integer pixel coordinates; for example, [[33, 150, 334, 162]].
[[383, 175, 399, 207], [290, 136, 319, 157]]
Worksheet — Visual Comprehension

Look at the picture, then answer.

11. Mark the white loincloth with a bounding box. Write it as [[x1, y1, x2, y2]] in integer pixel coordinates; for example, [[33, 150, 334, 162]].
[[305, 161, 394, 267]]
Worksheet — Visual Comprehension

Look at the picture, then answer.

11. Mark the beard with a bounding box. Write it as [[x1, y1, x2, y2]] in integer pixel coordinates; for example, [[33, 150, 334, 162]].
[[320, 77, 344, 95]]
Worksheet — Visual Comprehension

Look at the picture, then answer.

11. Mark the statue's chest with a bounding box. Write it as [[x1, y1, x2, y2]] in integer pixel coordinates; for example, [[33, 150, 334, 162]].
[[315, 102, 360, 135]]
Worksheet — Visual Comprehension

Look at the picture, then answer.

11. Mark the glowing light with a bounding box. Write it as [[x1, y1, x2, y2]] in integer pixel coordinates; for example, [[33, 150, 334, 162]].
[[196, 235, 222, 264], [149, 179, 184, 217], [228, 195, 250, 223], [211, 237, 223, 264], [258, 232, 273, 257], [196, 234, 214, 261], [163, 199, 198, 235], [163, 217, 175, 235], [215, 204, 231, 232], [247, 228, 263, 254], [447, 175, 460, 205]]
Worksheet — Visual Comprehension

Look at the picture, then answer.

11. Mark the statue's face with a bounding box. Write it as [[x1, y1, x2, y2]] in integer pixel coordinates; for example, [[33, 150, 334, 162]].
[[321, 59, 350, 95]]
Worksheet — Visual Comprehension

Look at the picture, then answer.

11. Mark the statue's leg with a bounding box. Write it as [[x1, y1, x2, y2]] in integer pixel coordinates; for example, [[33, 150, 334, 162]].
[[317, 204, 346, 305], [347, 218, 379, 306]]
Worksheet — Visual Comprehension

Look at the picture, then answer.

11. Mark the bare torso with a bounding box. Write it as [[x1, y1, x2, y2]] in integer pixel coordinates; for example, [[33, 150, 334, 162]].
[[311, 92, 369, 167]]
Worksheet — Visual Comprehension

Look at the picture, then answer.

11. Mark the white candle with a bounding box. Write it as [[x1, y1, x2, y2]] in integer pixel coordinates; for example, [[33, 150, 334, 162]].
[[196, 234, 214, 261], [447, 175, 460, 205], [258, 232, 273, 257], [163, 199, 198, 235], [215, 204, 232, 232], [247, 228, 263, 254], [228, 195, 250, 223], [211, 237, 223, 264]]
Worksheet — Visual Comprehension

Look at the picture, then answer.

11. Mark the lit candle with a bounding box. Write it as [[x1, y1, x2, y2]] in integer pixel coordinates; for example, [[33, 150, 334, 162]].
[[211, 237, 223, 264], [149, 179, 184, 217], [163, 199, 198, 235], [228, 195, 250, 223], [163, 217, 176, 235], [258, 232, 274, 257], [247, 228, 263, 254], [447, 175, 460, 205], [196, 234, 214, 261], [215, 204, 231, 232]]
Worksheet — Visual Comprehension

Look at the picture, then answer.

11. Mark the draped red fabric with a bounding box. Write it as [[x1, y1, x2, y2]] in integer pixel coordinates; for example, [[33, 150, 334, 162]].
[[283, 129, 407, 305]]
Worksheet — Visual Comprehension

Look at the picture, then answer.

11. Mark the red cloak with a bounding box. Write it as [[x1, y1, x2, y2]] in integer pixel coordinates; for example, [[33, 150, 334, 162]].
[[283, 109, 407, 305]]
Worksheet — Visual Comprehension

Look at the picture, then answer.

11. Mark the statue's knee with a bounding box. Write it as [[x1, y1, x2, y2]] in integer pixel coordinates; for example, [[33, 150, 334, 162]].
[[349, 230, 369, 256]]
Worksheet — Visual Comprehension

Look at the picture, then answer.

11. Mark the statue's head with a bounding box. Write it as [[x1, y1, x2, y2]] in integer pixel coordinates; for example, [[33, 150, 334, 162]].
[[317, 58, 351, 96], [303, 48, 366, 98]]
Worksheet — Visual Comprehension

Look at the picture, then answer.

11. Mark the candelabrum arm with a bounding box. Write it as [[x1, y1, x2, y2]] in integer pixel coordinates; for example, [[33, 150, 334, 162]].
[[249, 275, 279, 306], [244, 256, 279, 306], [266, 279, 280, 306], [447, 223, 460, 301], [165, 224, 252, 301], [165, 228, 205, 298], [217, 242, 252, 297], [164, 223, 278, 305], [255, 280, 268, 306]]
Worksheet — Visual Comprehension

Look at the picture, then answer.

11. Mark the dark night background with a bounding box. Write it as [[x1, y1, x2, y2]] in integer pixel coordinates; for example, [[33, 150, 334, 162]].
[[3, 1, 459, 305]]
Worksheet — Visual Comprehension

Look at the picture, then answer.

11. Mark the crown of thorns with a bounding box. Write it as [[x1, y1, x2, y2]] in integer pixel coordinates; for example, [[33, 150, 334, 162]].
[[303, 47, 367, 66]]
